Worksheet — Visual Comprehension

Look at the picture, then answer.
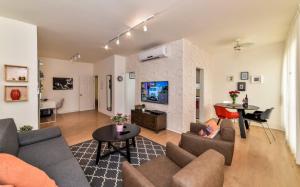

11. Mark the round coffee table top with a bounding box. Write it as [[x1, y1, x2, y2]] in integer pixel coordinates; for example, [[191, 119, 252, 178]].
[[92, 124, 141, 142]]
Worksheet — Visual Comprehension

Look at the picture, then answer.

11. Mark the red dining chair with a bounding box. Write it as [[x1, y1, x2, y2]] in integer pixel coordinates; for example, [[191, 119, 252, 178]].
[[214, 105, 239, 125]]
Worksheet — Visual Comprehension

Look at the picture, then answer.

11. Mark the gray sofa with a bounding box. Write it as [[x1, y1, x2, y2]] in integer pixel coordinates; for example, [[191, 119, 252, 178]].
[[0, 118, 90, 187]]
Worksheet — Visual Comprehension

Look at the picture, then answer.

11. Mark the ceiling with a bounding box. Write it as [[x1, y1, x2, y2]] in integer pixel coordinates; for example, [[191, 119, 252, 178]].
[[0, 0, 299, 62]]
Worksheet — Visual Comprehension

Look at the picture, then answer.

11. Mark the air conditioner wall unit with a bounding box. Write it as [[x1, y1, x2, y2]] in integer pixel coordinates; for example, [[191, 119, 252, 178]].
[[138, 45, 168, 62]]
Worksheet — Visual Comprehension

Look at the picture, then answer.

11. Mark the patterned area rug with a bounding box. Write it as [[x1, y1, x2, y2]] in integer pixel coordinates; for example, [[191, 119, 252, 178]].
[[70, 136, 166, 187]]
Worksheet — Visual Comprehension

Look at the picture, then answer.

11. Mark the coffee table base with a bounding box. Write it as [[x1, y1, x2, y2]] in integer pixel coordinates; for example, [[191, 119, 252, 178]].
[[95, 137, 136, 165]]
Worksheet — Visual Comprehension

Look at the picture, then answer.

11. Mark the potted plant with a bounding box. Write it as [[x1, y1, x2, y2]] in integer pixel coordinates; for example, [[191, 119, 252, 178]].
[[229, 90, 240, 104], [111, 113, 128, 132], [19, 125, 33, 133]]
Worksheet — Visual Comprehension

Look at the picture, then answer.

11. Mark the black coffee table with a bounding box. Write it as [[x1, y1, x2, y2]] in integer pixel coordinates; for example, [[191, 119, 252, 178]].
[[92, 124, 141, 164]]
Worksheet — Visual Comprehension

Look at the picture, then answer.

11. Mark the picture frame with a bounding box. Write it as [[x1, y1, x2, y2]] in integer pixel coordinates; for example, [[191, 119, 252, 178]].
[[129, 72, 136, 79], [251, 75, 264, 84], [240, 72, 249, 80], [4, 86, 28, 102], [237, 82, 246, 91], [227, 75, 234, 82], [4, 65, 29, 82], [53, 77, 73, 90]]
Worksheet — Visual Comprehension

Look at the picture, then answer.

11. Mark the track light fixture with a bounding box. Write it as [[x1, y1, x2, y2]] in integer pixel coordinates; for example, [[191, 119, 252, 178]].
[[70, 53, 81, 62], [103, 15, 154, 50], [116, 37, 120, 45], [126, 30, 131, 37], [143, 22, 148, 32]]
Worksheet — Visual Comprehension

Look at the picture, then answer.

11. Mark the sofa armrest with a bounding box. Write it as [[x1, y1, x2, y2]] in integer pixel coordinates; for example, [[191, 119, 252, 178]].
[[179, 133, 234, 165], [122, 161, 155, 187], [18, 127, 61, 146], [172, 149, 224, 187], [190, 122, 205, 134], [166, 142, 196, 168], [220, 120, 235, 142]]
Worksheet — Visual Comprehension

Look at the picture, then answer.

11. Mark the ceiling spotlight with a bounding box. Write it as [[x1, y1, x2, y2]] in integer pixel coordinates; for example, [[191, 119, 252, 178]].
[[116, 37, 120, 45], [104, 44, 109, 50], [126, 31, 131, 37], [143, 22, 148, 32]]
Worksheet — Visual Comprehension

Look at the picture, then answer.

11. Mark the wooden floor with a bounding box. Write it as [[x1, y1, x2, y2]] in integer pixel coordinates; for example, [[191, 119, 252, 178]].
[[41, 110, 300, 187]]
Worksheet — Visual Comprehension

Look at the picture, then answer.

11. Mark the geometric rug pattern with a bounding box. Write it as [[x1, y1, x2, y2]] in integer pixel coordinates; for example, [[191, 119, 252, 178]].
[[70, 136, 166, 187]]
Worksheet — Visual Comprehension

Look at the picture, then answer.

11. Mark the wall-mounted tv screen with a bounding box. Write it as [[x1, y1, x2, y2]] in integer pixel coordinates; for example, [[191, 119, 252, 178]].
[[141, 81, 168, 104], [53, 77, 73, 90]]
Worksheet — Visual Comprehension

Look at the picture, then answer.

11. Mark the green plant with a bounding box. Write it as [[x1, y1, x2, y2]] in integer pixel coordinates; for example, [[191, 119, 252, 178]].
[[111, 113, 128, 125], [19, 125, 33, 133]]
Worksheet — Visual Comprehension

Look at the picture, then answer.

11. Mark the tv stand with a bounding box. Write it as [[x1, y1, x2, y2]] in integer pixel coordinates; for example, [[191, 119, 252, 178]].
[[131, 109, 167, 133]]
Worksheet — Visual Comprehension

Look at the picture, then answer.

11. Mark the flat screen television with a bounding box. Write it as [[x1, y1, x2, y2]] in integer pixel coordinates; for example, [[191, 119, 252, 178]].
[[141, 81, 168, 104]]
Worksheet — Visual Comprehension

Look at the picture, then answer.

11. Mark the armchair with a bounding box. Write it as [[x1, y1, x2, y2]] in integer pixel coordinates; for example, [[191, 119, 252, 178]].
[[122, 142, 225, 187], [180, 119, 235, 165]]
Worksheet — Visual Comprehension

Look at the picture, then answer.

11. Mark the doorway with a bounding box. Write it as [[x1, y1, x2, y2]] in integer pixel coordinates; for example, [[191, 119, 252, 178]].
[[95, 76, 98, 110], [79, 75, 95, 111], [196, 68, 204, 122]]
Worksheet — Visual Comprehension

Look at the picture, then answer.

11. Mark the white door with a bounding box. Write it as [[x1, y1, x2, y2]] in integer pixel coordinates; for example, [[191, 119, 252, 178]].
[[125, 72, 136, 115], [79, 75, 95, 111]]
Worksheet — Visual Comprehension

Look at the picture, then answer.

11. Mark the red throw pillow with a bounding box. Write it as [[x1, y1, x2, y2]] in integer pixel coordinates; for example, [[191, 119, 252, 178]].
[[0, 153, 57, 187]]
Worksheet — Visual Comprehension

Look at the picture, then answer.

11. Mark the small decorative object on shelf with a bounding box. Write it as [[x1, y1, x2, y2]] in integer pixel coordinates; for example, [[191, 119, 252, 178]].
[[10, 89, 21, 100], [242, 94, 249, 108], [141, 104, 146, 112], [5, 86, 28, 102], [5, 65, 29, 82], [229, 90, 240, 104], [111, 113, 128, 132], [19, 125, 33, 133]]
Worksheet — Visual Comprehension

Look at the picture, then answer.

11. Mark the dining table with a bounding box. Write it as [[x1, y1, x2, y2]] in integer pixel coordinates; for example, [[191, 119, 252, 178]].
[[215, 103, 259, 138]]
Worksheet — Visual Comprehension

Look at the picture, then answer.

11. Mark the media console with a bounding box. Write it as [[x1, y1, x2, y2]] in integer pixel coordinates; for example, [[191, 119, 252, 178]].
[[131, 109, 167, 133]]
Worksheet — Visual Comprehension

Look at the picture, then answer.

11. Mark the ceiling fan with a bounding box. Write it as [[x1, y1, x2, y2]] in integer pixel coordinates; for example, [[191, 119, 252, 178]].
[[233, 39, 254, 51]]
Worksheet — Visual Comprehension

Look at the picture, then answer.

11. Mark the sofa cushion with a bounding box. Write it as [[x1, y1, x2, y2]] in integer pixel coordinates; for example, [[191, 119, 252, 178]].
[[0, 153, 57, 187], [0, 118, 19, 156], [18, 137, 73, 169], [43, 157, 90, 187], [137, 156, 180, 187]]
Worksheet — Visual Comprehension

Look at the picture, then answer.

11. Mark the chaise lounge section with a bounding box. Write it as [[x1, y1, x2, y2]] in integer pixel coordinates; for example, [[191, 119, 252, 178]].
[[0, 118, 90, 187], [122, 142, 225, 187]]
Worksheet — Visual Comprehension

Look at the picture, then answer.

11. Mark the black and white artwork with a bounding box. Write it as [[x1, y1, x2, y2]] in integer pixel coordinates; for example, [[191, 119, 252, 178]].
[[53, 77, 73, 90], [237, 82, 246, 91]]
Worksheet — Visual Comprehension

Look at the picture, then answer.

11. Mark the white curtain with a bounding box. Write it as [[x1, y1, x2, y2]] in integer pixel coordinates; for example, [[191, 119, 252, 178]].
[[282, 9, 300, 164]]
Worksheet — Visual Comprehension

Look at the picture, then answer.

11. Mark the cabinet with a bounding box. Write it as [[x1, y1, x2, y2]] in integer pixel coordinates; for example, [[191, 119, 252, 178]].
[[131, 109, 167, 133]]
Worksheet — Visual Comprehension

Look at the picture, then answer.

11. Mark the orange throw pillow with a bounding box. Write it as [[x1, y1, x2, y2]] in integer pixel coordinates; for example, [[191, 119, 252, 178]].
[[205, 119, 220, 138], [0, 153, 57, 187]]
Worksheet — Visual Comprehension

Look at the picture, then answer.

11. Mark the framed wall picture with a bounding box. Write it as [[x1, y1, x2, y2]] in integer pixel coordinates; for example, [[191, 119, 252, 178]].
[[227, 75, 234, 82], [5, 86, 28, 102], [129, 72, 136, 79], [53, 77, 73, 90], [5, 65, 28, 82], [237, 82, 246, 91], [251, 75, 264, 84], [240, 72, 249, 80]]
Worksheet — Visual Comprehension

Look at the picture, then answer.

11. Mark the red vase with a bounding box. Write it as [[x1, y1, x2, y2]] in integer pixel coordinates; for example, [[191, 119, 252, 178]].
[[10, 89, 21, 100]]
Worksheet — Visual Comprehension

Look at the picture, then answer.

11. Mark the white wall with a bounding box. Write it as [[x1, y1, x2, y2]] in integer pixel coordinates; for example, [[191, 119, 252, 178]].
[[0, 17, 38, 129], [94, 55, 126, 116], [126, 39, 215, 133], [40, 58, 94, 114], [182, 39, 214, 131], [114, 55, 126, 114], [126, 40, 185, 133], [211, 42, 284, 130]]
